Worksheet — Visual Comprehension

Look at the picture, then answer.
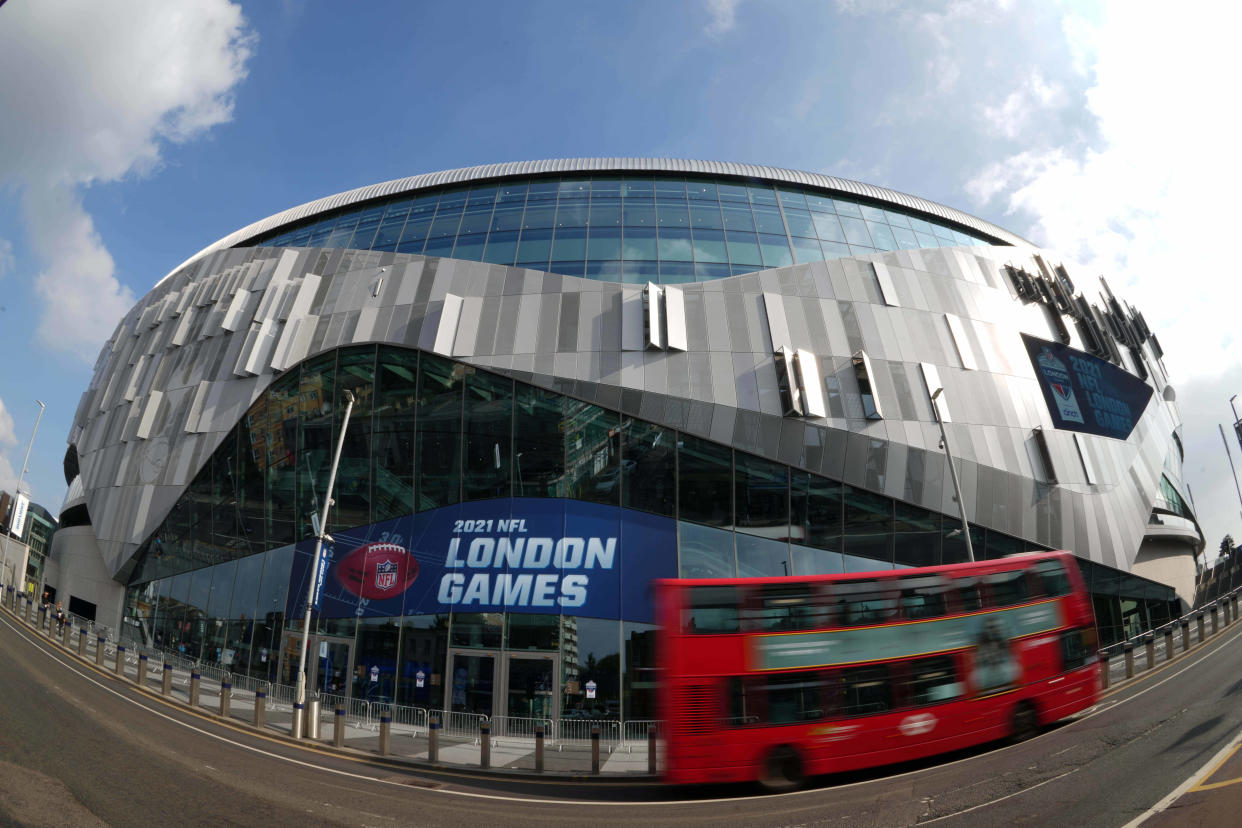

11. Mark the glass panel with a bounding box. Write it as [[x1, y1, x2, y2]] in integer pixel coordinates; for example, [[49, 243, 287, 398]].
[[416, 354, 462, 511], [551, 226, 588, 261], [514, 384, 565, 498], [721, 205, 756, 232], [620, 226, 657, 260], [678, 434, 732, 528], [355, 618, 398, 702], [565, 400, 620, 506], [319, 638, 353, 697], [678, 521, 735, 579], [621, 418, 674, 517], [689, 203, 723, 229], [516, 227, 553, 267], [783, 209, 817, 239], [397, 614, 448, 708], [450, 653, 495, 716], [656, 199, 690, 227], [758, 234, 793, 267], [489, 204, 525, 232], [482, 229, 519, 265], [791, 542, 844, 575], [296, 353, 336, 539], [867, 221, 897, 251], [450, 612, 503, 648], [736, 533, 791, 577], [844, 485, 892, 534], [623, 198, 657, 227], [563, 617, 619, 720], [840, 216, 873, 247], [622, 621, 659, 720], [372, 347, 416, 522], [462, 368, 512, 502], [555, 201, 590, 228], [735, 451, 788, 537], [657, 227, 694, 261], [334, 346, 375, 531], [725, 231, 763, 266], [586, 226, 622, 260], [791, 236, 824, 264], [507, 656, 555, 719], [506, 613, 559, 650], [752, 205, 786, 235], [252, 544, 292, 682]]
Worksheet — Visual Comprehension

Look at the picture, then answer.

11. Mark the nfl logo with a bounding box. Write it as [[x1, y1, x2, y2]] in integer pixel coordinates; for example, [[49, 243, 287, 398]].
[[374, 559, 399, 591]]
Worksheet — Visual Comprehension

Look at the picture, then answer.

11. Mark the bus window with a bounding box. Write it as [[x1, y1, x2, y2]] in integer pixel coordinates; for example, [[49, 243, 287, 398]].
[[1034, 559, 1072, 597], [684, 586, 740, 634], [957, 579, 983, 613], [1059, 627, 1095, 670], [765, 672, 827, 724], [904, 655, 963, 706], [833, 580, 898, 626], [726, 676, 761, 726], [898, 576, 950, 620], [842, 664, 893, 716], [985, 570, 1029, 607], [746, 585, 833, 631]]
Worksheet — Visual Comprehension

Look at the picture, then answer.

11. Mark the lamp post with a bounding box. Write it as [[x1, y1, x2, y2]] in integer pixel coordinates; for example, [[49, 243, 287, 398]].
[[1219, 423, 1242, 524], [930, 387, 974, 563], [292, 390, 354, 738], [1, 400, 45, 593]]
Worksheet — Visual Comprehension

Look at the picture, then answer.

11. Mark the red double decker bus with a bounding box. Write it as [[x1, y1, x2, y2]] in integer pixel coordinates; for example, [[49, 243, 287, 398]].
[[656, 551, 1099, 790]]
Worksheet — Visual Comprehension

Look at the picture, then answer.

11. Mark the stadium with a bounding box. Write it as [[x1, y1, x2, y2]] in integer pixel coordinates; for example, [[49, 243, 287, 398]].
[[43, 159, 1203, 723]]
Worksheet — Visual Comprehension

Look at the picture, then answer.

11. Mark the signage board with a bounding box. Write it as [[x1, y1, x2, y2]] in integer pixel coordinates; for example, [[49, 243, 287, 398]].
[[1021, 334, 1153, 440], [10, 494, 29, 539], [286, 497, 677, 624]]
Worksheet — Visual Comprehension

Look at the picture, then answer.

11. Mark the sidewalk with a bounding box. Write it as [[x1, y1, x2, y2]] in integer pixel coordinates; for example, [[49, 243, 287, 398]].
[[2, 596, 657, 779]]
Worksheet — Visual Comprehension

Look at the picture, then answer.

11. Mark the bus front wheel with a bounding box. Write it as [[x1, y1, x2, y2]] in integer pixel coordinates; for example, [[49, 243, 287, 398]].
[[1010, 700, 1039, 743], [759, 745, 804, 792]]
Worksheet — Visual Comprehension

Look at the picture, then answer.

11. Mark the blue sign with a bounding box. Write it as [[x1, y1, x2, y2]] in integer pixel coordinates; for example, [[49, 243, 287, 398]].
[[287, 497, 676, 624], [1022, 334, 1153, 440]]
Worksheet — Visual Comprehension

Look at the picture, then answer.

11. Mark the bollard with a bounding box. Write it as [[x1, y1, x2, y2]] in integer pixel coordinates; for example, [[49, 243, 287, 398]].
[[61, 621, 72, 649], [115, 644, 126, 677], [428, 714, 439, 762], [162, 663, 172, 696], [220, 681, 232, 718], [1164, 627, 1174, 662], [480, 721, 490, 769], [37, 604, 45, 632], [591, 725, 601, 774], [189, 672, 201, 707], [1182, 620, 1191, 653], [1124, 644, 1134, 679], [535, 723, 545, 773], [96, 636, 105, 666], [77, 627, 86, 657], [1212, 606, 1220, 636], [1100, 650, 1111, 690], [648, 725, 658, 775], [1145, 635, 1155, 670], [1233, 596, 1239, 623], [307, 699, 321, 740], [254, 689, 266, 728], [292, 703, 305, 739], [378, 712, 391, 756], [138, 653, 149, 686], [26, 600, 33, 625], [334, 706, 345, 748], [1197, 612, 1206, 643]]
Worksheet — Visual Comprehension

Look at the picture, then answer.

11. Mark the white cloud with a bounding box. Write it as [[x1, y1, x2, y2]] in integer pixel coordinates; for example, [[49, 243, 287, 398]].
[[0, 240, 13, 279], [704, 0, 740, 37], [980, 71, 1065, 139], [0, 1, 255, 363], [0, 396, 18, 494]]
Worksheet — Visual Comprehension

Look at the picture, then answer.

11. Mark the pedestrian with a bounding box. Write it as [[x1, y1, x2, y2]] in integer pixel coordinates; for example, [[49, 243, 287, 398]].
[[55, 601, 65, 633]]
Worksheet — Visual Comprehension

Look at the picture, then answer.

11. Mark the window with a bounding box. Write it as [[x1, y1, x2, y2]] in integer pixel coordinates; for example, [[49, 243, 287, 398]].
[[842, 664, 893, 715], [766, 672, 827, 724], [1060, 627, 1094, 670], [684, 586, 740, 634], [899, 576, 950, 620], [957, 579, 983, 613], [832, 580, 897, 626], [904, 656, 962, 706], [1034, 559, 1072, 597], [746, 585, 833, 631], [986, 570, 1030, 607]]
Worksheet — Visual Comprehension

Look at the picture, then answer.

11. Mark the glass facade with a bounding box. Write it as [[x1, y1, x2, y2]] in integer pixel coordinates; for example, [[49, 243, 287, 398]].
[[249, 175, 996, 284], [120, 343, 1175, 713]]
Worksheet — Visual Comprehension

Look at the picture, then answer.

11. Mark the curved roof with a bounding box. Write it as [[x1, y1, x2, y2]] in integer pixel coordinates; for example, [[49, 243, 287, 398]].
[[165, 158, 1031, 285]]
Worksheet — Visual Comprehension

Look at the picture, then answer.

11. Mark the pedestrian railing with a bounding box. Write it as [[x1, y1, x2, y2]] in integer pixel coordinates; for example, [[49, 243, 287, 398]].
[[488, 715, 554, 741], [556, 718, 621, 749]]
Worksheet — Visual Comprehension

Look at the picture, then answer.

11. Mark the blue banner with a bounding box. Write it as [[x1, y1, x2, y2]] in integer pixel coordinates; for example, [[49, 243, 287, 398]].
[[1022, 334, 1153, 440], [287, 498, 676, 624]]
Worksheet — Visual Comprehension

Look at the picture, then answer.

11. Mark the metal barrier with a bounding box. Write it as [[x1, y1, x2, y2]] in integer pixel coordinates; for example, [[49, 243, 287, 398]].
[[622, 719, 663, 744], [489, 715, 554, 741], [557, 718, 621, 748], [438, 710, 488, 739]]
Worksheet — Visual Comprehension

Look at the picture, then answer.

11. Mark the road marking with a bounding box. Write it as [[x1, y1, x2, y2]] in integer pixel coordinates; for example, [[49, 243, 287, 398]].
[[920, 769, 1078, 824], [1120, 727, 1242, 827]]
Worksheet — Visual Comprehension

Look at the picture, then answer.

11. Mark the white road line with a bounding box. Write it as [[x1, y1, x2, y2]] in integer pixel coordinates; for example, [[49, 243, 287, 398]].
[[1119, 727, 1242, 828]]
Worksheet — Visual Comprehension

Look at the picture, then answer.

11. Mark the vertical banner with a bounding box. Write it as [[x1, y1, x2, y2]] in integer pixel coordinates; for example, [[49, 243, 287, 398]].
[[10, 494, 29, 539]]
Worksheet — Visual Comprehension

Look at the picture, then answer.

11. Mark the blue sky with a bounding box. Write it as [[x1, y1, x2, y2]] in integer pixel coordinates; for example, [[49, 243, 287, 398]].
[[1, 0, 1240, 556]]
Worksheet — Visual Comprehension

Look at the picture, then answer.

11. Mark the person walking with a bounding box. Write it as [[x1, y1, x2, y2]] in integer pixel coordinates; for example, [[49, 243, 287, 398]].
[[55, 601, 66, 633]]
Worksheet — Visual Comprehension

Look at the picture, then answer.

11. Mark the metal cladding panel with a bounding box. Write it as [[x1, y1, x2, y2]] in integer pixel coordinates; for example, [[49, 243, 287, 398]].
[[72, 229, 1195, 591]]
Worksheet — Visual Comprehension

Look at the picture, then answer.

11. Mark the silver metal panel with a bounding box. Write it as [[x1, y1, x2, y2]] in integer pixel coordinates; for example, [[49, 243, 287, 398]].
[[644, 283, 664, 350], [796, 349, 827, 418], [665, 286, 688, 351], [135, 391, 163, 440], [945, 313, 977, 371], [763, 292, 791, 351], [432, 293, 463, 356]]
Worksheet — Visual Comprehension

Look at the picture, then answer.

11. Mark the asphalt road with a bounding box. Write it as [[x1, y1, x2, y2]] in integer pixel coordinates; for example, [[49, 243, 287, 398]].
[[3, 608, 1242, 827]]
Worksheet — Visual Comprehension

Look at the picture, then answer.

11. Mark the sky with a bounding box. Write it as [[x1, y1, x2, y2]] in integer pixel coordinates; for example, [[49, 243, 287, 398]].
[[0, 0, 1240, 558]]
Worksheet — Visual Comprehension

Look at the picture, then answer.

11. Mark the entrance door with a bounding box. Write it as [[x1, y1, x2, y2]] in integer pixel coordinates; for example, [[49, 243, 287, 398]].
[[446, 650, 559, 720], [279, 632, 354, 698]]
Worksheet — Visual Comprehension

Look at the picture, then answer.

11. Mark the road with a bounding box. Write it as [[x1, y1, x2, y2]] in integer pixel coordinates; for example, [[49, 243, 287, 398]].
[[3, 609, 1242, 826]]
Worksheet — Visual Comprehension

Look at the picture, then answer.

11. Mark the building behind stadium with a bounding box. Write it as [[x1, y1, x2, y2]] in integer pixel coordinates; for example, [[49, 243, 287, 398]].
[[42, 159, 1202, 722]]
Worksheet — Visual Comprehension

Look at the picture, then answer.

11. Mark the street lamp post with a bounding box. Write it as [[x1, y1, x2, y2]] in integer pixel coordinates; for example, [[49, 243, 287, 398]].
[[1219, 423, 1242, 524], [930, 387, 974, 563], [292, 390, 355, 739], [1, 400, 45, 593]]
